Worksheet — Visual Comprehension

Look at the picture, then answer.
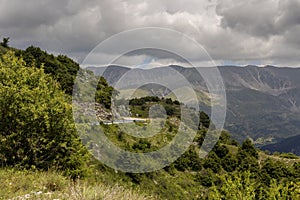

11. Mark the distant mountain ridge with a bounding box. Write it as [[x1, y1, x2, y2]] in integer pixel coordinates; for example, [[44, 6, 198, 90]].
[[87, 65, 300, 152], [261, 134, 300, 155]]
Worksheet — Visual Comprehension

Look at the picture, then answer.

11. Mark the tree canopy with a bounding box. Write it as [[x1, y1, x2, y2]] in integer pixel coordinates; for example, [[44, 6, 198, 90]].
[[0, 51, 89, 177], [16, 46, 80, 95], [0, 37, 9, 48]]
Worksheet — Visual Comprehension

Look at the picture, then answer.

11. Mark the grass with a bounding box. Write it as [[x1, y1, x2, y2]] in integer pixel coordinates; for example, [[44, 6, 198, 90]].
[[1, 143, 300, 200], [0, 169, 156, 200]]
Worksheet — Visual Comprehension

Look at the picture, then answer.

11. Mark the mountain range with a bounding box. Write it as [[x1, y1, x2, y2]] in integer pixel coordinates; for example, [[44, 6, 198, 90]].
[[87, 65, 300, 153]]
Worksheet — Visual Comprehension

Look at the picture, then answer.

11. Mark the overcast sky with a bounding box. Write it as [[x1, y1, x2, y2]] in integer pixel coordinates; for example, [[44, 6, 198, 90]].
[[1, 0, 300, 67]]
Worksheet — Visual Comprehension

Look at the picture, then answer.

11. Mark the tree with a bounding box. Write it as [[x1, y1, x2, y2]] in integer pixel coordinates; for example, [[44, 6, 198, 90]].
[[165, 98, 173, 105], [219, 131, 231, 144], [195, 169, 217, 187], [0, 51, 89, 178], [199, 111, 210, 129], [213, 143, 229, 158], [292, 162, 300, 178], [0, 37, 9, 48], [222, 154, 238, 172], [174, 146, 202, 171], [203, 152, 221, 173], [17, 46, 80, 95], [95, 76, 114, 109], [241, 139, 258, 159], [165, 105, 175, 116], [237, 149, 259, 173], [132, 139, 152, 152], [260, 158, 291, 185]]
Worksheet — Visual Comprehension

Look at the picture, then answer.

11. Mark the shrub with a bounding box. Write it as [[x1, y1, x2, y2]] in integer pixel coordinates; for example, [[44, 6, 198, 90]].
[[0, 51, 89, 178]]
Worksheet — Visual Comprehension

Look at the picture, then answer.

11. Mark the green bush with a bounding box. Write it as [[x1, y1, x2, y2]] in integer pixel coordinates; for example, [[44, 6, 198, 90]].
[[203, 152, 221, 173], [95, 76, 114, 109], [221, 154, 238, 172], [0, 51, 89, 178], [195, 169, 218, 187], [213, 143, 229, 158], [241, 139, 258, 159], [174, 147, 202, 171]]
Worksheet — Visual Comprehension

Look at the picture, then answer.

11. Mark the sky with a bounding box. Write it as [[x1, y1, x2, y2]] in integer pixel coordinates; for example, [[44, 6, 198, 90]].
[[1, 0, 300, 67]]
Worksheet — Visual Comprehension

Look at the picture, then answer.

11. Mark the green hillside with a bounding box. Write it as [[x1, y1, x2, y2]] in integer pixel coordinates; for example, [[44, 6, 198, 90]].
[[1, 45, 300, 199]]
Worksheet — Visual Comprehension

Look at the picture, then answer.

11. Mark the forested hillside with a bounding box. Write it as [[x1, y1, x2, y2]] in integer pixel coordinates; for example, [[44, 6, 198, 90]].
[[1, 44, 300, 199]]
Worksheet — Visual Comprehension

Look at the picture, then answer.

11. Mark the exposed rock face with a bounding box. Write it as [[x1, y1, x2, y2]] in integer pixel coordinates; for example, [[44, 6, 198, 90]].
[[73, 102, 112, 122], [95, 103, 113, 121]]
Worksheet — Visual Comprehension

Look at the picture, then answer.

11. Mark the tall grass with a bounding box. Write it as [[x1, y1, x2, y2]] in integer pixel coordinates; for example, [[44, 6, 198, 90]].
[[0, 169, 156, 200]]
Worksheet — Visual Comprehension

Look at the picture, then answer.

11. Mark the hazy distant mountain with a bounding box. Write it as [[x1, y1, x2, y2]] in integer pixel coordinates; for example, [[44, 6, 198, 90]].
[[217, 65, 300, 146], [261, 134, 300, 155], [87, 65, 300, 150]]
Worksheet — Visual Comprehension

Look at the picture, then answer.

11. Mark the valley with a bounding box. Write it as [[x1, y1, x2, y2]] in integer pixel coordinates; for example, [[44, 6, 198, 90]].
[[89, 65, 300, 152]]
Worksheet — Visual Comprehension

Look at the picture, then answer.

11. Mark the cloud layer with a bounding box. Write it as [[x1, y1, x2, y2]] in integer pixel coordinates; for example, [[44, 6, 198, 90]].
[[1, 0, 300, 66]]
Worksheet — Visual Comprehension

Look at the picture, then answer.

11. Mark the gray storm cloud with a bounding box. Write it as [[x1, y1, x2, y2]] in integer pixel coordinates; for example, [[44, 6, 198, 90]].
[[0, 0, 299, 66]]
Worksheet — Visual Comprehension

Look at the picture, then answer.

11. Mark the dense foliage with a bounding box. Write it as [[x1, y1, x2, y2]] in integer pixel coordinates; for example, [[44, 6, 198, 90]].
[[15, 46, 80, 95], [0, 51, 89, 178], [129, 96, 181, 118], [95, 76, 114, 109]]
